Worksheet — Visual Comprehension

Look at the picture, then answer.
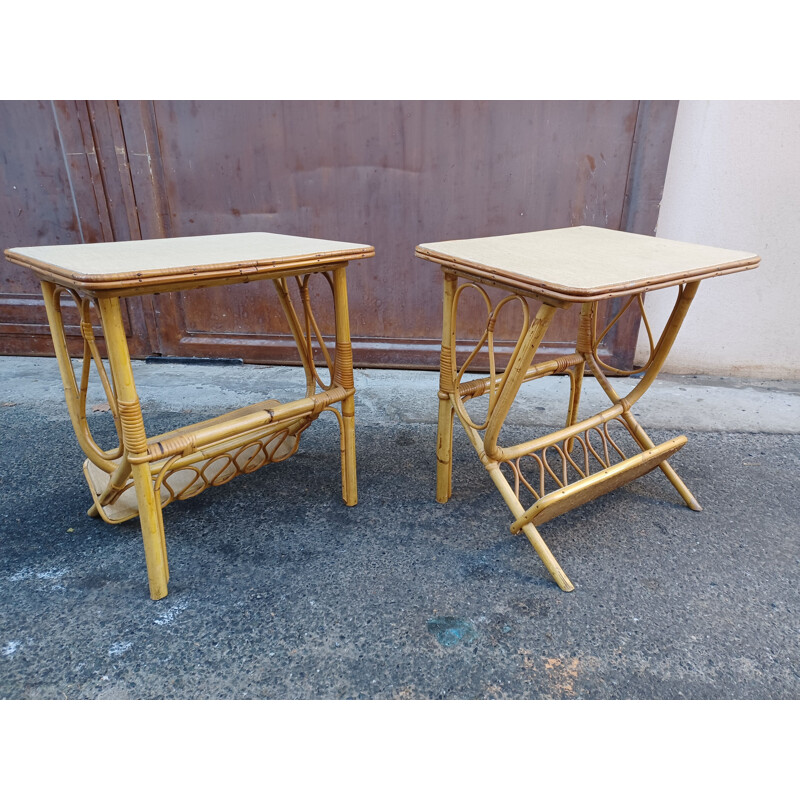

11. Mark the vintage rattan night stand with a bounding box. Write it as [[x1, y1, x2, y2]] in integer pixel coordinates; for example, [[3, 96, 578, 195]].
[[416, 226, 759, 591], [6, 232, 374, 599]]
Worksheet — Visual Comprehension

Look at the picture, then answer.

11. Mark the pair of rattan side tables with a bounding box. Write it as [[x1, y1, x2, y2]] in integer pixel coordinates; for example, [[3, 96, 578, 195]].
[[6, 227, 759, 599]]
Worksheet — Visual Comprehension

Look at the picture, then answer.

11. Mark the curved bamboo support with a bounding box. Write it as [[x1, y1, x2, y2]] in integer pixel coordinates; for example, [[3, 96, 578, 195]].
[[621, 281, 700, 408], [73, 293, 122, 440], [590, 293, 656, 377], [585, 349, 702, 511], [449, 282, 531, 433], [273, 270, 338, 396], [40, 282, 121, 473], [582, 281, 703, 511], [482, 302, 558, 461], [299, 272, 336, 391], [87, 454, 132, 517]]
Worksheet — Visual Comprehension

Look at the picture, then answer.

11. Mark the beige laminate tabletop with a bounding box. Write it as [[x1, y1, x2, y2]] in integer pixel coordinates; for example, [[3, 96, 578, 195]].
[[5, 232, 374, 292], [416, 226, 759, 302]]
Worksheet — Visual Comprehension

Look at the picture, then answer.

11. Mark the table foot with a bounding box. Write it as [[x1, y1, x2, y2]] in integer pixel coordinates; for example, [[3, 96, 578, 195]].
[[435, 395, 455, 503], [339, 395, 358, 507], [487, 463, 574, 591], [519, 521, 575, 592], [620, 411, 702, 512]]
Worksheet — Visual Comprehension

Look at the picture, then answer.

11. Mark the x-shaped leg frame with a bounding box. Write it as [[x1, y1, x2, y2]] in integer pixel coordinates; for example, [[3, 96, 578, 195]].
[[435, 271, 702, 591]]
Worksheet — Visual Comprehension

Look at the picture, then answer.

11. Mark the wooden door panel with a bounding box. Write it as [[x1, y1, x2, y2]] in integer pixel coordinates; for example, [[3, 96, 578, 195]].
[[1, 100, 677, 368], [0, 100, 153, 357], [0, 100, 85, 355], [118, 100, 674, 369]]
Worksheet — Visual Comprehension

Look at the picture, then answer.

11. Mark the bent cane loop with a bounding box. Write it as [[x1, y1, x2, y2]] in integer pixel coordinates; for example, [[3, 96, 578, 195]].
[[40, 282, 118, 473]]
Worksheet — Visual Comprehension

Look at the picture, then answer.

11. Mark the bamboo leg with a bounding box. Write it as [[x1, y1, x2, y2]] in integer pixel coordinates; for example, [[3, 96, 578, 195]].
[[566, 302, 592, 430], [565, 364, 584, 432], [332, 266, 357, 506], [580, 284, 704, 511], [622, 410, 702, 511], [97, 296, 169, 600], [436, 272, 458, 503], [273, 277, 317, 398], [564, 302, 592, 454], [436, 401, 455, 503], [487, 465, 574, 592], [459, 381, 574, 592], [483, 302, 558, 461], [590, 355, 701, 510]]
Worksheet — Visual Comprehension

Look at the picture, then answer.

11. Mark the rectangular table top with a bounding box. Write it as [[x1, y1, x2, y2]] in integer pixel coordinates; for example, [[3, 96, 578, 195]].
[[5, 232, 374, 293], [416, 226, 759, 302]]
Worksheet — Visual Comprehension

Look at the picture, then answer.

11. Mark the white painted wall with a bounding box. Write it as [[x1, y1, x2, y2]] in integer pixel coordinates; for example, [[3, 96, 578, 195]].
[[635, 101, 800, 378]]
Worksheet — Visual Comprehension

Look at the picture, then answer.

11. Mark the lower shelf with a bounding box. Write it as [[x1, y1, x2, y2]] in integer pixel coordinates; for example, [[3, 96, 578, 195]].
[[510, 435, 688, 530], [84, 399, 308, 524]]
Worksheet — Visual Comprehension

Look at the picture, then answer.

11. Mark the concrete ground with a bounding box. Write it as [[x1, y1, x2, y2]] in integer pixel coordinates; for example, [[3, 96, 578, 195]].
[[1, 356, 798, 699]]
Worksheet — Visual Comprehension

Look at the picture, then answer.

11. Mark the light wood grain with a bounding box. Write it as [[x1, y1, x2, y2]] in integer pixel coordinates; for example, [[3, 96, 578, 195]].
[[5, 232, 374, 290], [417, 226, 759, 301]]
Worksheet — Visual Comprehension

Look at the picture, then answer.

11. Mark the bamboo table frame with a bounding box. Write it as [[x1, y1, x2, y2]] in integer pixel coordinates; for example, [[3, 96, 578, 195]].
[[416, 226, 759, 591], [6, 232, 374, 600]]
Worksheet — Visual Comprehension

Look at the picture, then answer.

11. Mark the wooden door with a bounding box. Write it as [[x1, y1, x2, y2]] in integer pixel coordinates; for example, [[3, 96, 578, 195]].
[[0, 100, 677, 369], [0, 101, 155, 358]]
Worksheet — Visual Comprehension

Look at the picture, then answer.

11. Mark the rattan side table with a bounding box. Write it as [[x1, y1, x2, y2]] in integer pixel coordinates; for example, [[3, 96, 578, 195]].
[[416, 226, 759, 591], [6, 232, 374, 599]]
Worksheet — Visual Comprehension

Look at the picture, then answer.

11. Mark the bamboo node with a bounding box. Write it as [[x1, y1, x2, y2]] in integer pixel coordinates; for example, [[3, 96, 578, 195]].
[[118, 399, 148, 457], [439, 350, 454, 391], [553, 356, 574, 374], [577, 308, 595, 352], [149, 434, 197, 461], [312, 394, 328, 416], [333, 342, 354, 389]]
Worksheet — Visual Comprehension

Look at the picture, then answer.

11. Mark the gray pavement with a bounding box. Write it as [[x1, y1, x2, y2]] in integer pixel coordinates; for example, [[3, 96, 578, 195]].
[[1, 356, 798, 699]]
